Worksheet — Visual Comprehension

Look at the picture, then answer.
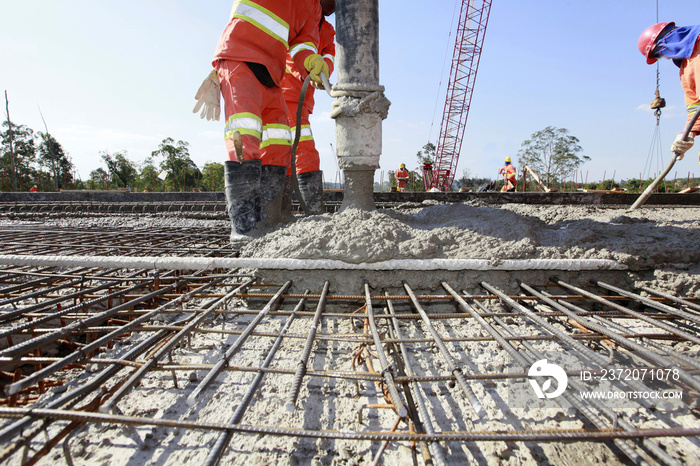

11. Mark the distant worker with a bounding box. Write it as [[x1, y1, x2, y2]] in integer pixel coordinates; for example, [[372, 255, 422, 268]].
[[282, 1, 336, 215], [638, 22, 700, 163], [396, 163, 410, 192], [193, 0, 325, 241], [29, 185, 38, 192], [499, 157, 517, 192]]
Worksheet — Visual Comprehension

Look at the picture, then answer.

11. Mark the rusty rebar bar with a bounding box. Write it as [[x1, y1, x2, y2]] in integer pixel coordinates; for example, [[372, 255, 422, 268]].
[[204, 291, 310, 466], [286, 281, 330, 410], [403, 281, 484, 417], [187, 280, 292, 406]]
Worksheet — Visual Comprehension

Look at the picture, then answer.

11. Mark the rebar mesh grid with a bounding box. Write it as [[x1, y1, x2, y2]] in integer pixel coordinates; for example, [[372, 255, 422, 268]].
[[0, 226, 698, 464]]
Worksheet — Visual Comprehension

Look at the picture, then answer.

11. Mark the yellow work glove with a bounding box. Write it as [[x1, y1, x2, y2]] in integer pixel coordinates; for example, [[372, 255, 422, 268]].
[[304, 54, 329, 84], [193, 70, 221, 121], [670, 132, 694, 160]]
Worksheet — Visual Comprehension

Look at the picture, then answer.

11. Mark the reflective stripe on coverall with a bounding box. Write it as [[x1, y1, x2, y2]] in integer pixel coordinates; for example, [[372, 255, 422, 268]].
[[218, 60, 293, 166], [282, 18, 336, 175], [214, 0, 321, 168]]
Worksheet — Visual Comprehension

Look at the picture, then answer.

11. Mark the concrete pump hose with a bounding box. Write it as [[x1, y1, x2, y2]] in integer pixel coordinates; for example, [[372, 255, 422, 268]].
[[0, 254, 627, 272], [291, 75, 313, 216], [291, 72, 333, 216]]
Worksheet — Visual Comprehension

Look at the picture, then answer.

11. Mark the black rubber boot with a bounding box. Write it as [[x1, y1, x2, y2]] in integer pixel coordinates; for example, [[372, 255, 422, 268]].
[[259, 165, 287, 228], [280, 175, 297, 224], [224, 159, 261, 241], [297, 170, 325, 215]]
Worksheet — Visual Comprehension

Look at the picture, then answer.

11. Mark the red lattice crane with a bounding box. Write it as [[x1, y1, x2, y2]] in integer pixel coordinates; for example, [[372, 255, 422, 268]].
[[426, 0, 492, 191]]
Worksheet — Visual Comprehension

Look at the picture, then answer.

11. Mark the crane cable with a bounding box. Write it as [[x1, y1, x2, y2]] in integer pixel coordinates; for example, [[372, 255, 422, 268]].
[[643, 0, 667, 182], [428, 0, 461, 145]]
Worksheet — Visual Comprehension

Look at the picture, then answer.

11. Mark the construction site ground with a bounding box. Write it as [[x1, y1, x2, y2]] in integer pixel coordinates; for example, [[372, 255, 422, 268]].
[[0, 192, 699, 465]]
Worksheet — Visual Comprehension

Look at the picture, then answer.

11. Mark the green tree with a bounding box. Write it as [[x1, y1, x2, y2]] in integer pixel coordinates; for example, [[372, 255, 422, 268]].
[[517, 126, 590, 186], [1, 122, 37, 191], [137, 157, 163, 192], [415, 142, 436, 165], [201, 161, 224, 192], [88, 168, 110, 190], [151, 138, 199, 192], [101, 150, 137, 188], [38, 132, 73, 190]]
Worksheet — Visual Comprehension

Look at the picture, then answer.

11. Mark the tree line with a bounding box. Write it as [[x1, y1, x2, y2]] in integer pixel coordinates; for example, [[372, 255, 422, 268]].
[[87, 138, 224, 193], [1, 121, 225, 193]]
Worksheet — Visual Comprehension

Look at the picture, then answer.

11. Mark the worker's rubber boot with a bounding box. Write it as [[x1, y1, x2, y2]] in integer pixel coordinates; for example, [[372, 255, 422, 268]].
[[279, 176, 297, 224], [224, 159, 261, 243], [258, 164, 287, 229], [297, 170, 325, 215]]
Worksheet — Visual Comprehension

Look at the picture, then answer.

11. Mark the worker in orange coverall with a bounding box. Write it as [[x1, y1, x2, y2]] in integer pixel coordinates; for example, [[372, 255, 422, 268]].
[[193, 0, 327, 241], [281, 1, 336, 216], [638, 22, 700, 165], [396, 163, 410, 192], [499, 157, 517, 192]]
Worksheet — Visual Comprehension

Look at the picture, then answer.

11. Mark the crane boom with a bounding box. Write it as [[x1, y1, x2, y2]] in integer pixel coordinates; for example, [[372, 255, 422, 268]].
[[431, 0, 492, 191]]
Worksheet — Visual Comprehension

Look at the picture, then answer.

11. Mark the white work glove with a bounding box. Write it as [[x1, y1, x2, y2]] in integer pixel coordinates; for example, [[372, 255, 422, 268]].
[[670, 132, 694, 160], [193, 70, 221, 121]]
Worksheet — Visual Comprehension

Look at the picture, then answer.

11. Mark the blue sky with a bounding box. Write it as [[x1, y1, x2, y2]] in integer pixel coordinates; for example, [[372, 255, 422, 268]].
[[1, 1, 698, 185]]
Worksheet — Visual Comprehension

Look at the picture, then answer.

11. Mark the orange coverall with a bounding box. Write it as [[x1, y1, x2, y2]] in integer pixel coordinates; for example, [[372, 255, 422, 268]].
[[396, 168, 410, 191], [680, 35, 700, 135], [282, 18, 335, 175], [499, 164, 517, 191], [214, 0, 321, 169]]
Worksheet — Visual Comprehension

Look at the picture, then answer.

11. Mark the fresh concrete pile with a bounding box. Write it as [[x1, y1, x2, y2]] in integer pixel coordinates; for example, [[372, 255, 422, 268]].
[[242, 201, 700, 295]]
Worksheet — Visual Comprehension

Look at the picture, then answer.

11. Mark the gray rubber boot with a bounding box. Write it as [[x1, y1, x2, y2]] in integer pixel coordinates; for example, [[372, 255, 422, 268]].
[[259, 165, 287, 228], [297, 170, 325, 215], [224, 159, 261, 242], [280, 175, 297, 224]]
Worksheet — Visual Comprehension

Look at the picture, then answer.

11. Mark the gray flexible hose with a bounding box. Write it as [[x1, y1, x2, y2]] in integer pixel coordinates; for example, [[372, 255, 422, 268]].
[[290, 75, 313, 215]]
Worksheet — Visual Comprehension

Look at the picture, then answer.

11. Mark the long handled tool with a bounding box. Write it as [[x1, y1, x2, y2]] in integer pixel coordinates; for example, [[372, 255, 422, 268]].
[[629, 110, 700, 211]]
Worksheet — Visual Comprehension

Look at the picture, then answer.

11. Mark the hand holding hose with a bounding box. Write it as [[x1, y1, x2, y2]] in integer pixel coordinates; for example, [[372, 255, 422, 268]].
[[670, 132, 695, 160], [303, 54, 330, 84]]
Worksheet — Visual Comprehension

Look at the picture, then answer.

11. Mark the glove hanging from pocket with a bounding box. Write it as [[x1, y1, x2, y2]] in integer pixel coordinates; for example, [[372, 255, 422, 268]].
[[193, 69, 221, 121]]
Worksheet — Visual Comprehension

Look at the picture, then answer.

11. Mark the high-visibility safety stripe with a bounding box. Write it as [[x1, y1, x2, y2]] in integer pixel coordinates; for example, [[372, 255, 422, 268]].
[[224, 112, 263, 140], [322, 53, 335, 65], [290, 41, 318, 58], [231, 0, 289, 48], [260, 123, 292, 149], [688, 102, 700, 115], [290, 125, 313, 141]]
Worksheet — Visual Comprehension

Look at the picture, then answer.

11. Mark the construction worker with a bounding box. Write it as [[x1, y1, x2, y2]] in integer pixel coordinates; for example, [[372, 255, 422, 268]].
[[499, 157, 517, 192], [282, 1, 336, 216], [638, 22, 700, 163], [396, 163, 410, 192], [29, 185, 38, 192], [193, 0, 326, 241]]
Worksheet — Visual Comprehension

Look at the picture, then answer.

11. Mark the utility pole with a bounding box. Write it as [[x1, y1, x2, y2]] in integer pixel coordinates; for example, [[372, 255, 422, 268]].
[[4, 91, 18, 192]]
